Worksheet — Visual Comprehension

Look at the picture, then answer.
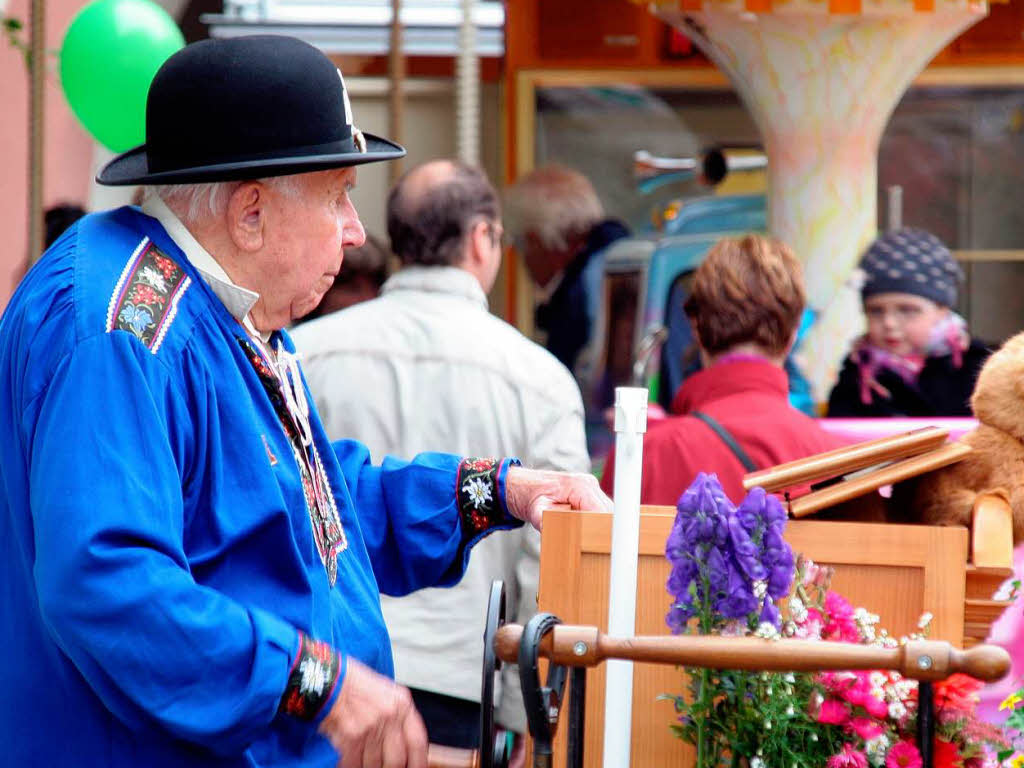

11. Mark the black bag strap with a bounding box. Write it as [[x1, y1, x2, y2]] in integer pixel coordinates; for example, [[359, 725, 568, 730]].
[[691, 410, 758, 473]]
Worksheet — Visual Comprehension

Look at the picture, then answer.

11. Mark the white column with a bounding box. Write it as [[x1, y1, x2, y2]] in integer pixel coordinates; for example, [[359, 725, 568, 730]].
[[602, 386, 648, 768]]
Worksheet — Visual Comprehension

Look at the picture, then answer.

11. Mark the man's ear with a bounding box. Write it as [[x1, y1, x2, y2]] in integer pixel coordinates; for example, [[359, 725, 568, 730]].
[[227, 182, 265, 252], [467, 219, 491, 268]]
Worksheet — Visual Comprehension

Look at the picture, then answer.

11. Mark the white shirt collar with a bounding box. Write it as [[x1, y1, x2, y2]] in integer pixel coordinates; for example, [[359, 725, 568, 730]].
[[381, 266, 488, 310], [142, 195, 261, 327]]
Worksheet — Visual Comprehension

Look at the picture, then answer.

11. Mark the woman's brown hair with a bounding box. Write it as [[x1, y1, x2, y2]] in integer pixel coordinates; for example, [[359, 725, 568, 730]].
[[684, 234, 806, 357]]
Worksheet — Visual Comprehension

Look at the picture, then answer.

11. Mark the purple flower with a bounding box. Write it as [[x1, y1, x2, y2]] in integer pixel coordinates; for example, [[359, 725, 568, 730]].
[[667, 560, 696, 597], [706, 546, 728, 597], [759, 595, 780, 627], [767, 550, 794, 599], [727, 514, 767, 581], [717, 560, 758, 618], [665, 475, 796, 632], [666, 603, 690, 633]]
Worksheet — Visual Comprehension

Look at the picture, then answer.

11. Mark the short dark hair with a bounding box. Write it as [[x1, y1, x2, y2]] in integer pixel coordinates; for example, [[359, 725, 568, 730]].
[[685, 234, 805, 357], [387, 161, 500, 267]]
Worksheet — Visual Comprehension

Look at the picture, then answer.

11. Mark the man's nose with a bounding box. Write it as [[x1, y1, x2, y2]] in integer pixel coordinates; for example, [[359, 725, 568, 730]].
[[344, 209, 367, 249]]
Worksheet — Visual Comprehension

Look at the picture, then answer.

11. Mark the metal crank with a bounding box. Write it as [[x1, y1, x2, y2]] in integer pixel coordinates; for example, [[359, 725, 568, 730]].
[[479, 581, 580, 768]]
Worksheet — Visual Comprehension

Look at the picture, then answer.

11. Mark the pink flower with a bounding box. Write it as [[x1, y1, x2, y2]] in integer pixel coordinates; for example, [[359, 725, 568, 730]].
[[824, 592, 860, 642], [827, 743, 868, 768], [848, 716, 883, 740], [863, 691, 889, 720], [841, 675, 872, 706], [886, 741, 922, 768], [819, 698, 850, 725], [802, 560, 821, 586]]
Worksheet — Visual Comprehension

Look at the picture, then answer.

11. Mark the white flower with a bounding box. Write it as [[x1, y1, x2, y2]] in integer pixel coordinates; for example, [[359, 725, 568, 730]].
[[753, 580, 767, 599], [869, 671, 886, 688], [754, 622, 779, 639], [783, 673, 796, 683], [720, 620, 747, 637], [298, 657, 328, 697], [138, 265, 169, 293], [461, 477, 493, 509], [751, 758, 765, 768], [785, 704, 795, 716], [764, 719, 772, 730], [864, 734, 890, 766], [810, 733, 818, 742], [917, 612, 933, 630], [888, 700, 907, 720], [789, 596, 808, 623]]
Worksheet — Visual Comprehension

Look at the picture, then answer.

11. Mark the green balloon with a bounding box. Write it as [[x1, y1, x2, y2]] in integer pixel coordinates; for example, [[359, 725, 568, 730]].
[[60, 0, 184, 153]]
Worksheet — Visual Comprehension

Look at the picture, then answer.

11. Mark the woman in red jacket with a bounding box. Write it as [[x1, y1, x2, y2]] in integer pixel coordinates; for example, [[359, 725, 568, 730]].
[[601, 234, 846, 504]]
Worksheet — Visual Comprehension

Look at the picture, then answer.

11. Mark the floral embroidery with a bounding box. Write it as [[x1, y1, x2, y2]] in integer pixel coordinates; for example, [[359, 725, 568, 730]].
[[461, 476, 493, 510], [238, 337, 347, 586], [279, 633, 340, 721], [129, 283, 161, 306], [152, 254, 179, 280], [457, 457, 508, 536], [107, 239, 190, 353]]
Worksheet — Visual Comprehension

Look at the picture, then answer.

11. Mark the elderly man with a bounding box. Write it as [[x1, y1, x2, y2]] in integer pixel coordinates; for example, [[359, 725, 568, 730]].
[[503, 164, 631, 377], [0, 36, 607, 768], [293, 160, 589, 756]]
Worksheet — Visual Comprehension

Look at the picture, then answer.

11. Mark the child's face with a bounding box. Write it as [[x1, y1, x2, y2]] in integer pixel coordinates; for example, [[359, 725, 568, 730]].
[[863, 293, 949, 357]]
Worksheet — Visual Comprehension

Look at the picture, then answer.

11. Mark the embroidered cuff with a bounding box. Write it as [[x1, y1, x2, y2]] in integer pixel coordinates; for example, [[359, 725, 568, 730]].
[[279, 633, 343, 722], [457, 457, 522, 541]]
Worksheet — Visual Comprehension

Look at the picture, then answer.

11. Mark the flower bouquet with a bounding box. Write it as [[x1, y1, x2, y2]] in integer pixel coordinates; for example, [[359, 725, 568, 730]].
[[663, 473, 1008, 768]]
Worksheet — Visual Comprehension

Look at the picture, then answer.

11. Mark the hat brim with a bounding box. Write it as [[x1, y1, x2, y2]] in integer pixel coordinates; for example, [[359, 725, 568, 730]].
[[97, 132, 406, 186]]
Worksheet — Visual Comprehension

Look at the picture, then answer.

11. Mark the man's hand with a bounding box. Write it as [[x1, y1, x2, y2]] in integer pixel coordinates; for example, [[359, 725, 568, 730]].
[[505, 467, 612, 531], [318, 658, 427, 768]]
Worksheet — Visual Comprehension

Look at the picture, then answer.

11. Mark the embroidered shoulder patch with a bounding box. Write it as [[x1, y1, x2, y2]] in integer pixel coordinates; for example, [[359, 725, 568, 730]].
[[106, 238, 191, 353], [279, 633, 341, 721]]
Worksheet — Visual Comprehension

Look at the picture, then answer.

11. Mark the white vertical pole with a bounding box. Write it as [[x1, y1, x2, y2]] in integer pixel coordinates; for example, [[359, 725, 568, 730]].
[[602, 386, 648, 768]]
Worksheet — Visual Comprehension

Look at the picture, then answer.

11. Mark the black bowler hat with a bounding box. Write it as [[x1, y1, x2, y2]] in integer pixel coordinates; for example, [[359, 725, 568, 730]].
[[98, 35, 405, 186]]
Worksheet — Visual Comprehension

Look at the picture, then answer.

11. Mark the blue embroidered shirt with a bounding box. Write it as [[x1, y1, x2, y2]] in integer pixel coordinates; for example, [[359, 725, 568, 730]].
[[0, 206, 520, 767]]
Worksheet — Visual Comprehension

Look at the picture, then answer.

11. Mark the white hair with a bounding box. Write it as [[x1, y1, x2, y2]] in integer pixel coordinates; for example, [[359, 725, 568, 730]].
[[146, 175, 302, 225], [503, 164, 605, 252]]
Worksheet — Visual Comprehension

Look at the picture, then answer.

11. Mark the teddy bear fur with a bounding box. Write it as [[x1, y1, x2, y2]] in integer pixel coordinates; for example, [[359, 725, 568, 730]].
[[907, 331, 1024, 542]]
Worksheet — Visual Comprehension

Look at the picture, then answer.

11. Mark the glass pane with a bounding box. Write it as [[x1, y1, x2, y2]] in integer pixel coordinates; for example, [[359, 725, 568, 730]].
[[534, 80, 1024, 344]]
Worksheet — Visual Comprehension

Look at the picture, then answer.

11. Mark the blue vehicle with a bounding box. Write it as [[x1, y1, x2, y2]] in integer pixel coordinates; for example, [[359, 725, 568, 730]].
[[580, 191, 816, 462]]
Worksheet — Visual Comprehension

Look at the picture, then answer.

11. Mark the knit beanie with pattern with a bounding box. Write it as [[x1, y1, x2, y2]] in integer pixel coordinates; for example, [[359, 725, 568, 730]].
[[859, 228, 962, 308]]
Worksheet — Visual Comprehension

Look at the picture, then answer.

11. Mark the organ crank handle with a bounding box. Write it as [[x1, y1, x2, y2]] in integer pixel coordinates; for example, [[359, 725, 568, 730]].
[[491, 624, 1011, 683]]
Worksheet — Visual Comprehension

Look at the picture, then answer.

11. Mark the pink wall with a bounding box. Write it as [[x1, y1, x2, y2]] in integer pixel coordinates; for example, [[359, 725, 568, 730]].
[[1, 0, 94, 312]]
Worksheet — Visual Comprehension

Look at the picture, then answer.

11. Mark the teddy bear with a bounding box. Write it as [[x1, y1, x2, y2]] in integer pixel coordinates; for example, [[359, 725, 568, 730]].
[[904, 330, 1024, 542]]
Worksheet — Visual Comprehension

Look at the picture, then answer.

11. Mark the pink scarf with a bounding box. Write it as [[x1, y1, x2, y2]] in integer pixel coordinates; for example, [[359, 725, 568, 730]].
[[853, 313, 969, 405]]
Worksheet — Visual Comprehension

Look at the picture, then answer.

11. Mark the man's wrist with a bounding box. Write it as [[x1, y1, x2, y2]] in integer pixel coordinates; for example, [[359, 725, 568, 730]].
[[456, 457, 522, 538], [278, 632, 345, 723]]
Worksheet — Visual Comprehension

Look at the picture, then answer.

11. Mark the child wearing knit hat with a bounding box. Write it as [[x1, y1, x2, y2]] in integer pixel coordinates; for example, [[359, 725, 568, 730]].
[[827, 228, 990, 417]]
